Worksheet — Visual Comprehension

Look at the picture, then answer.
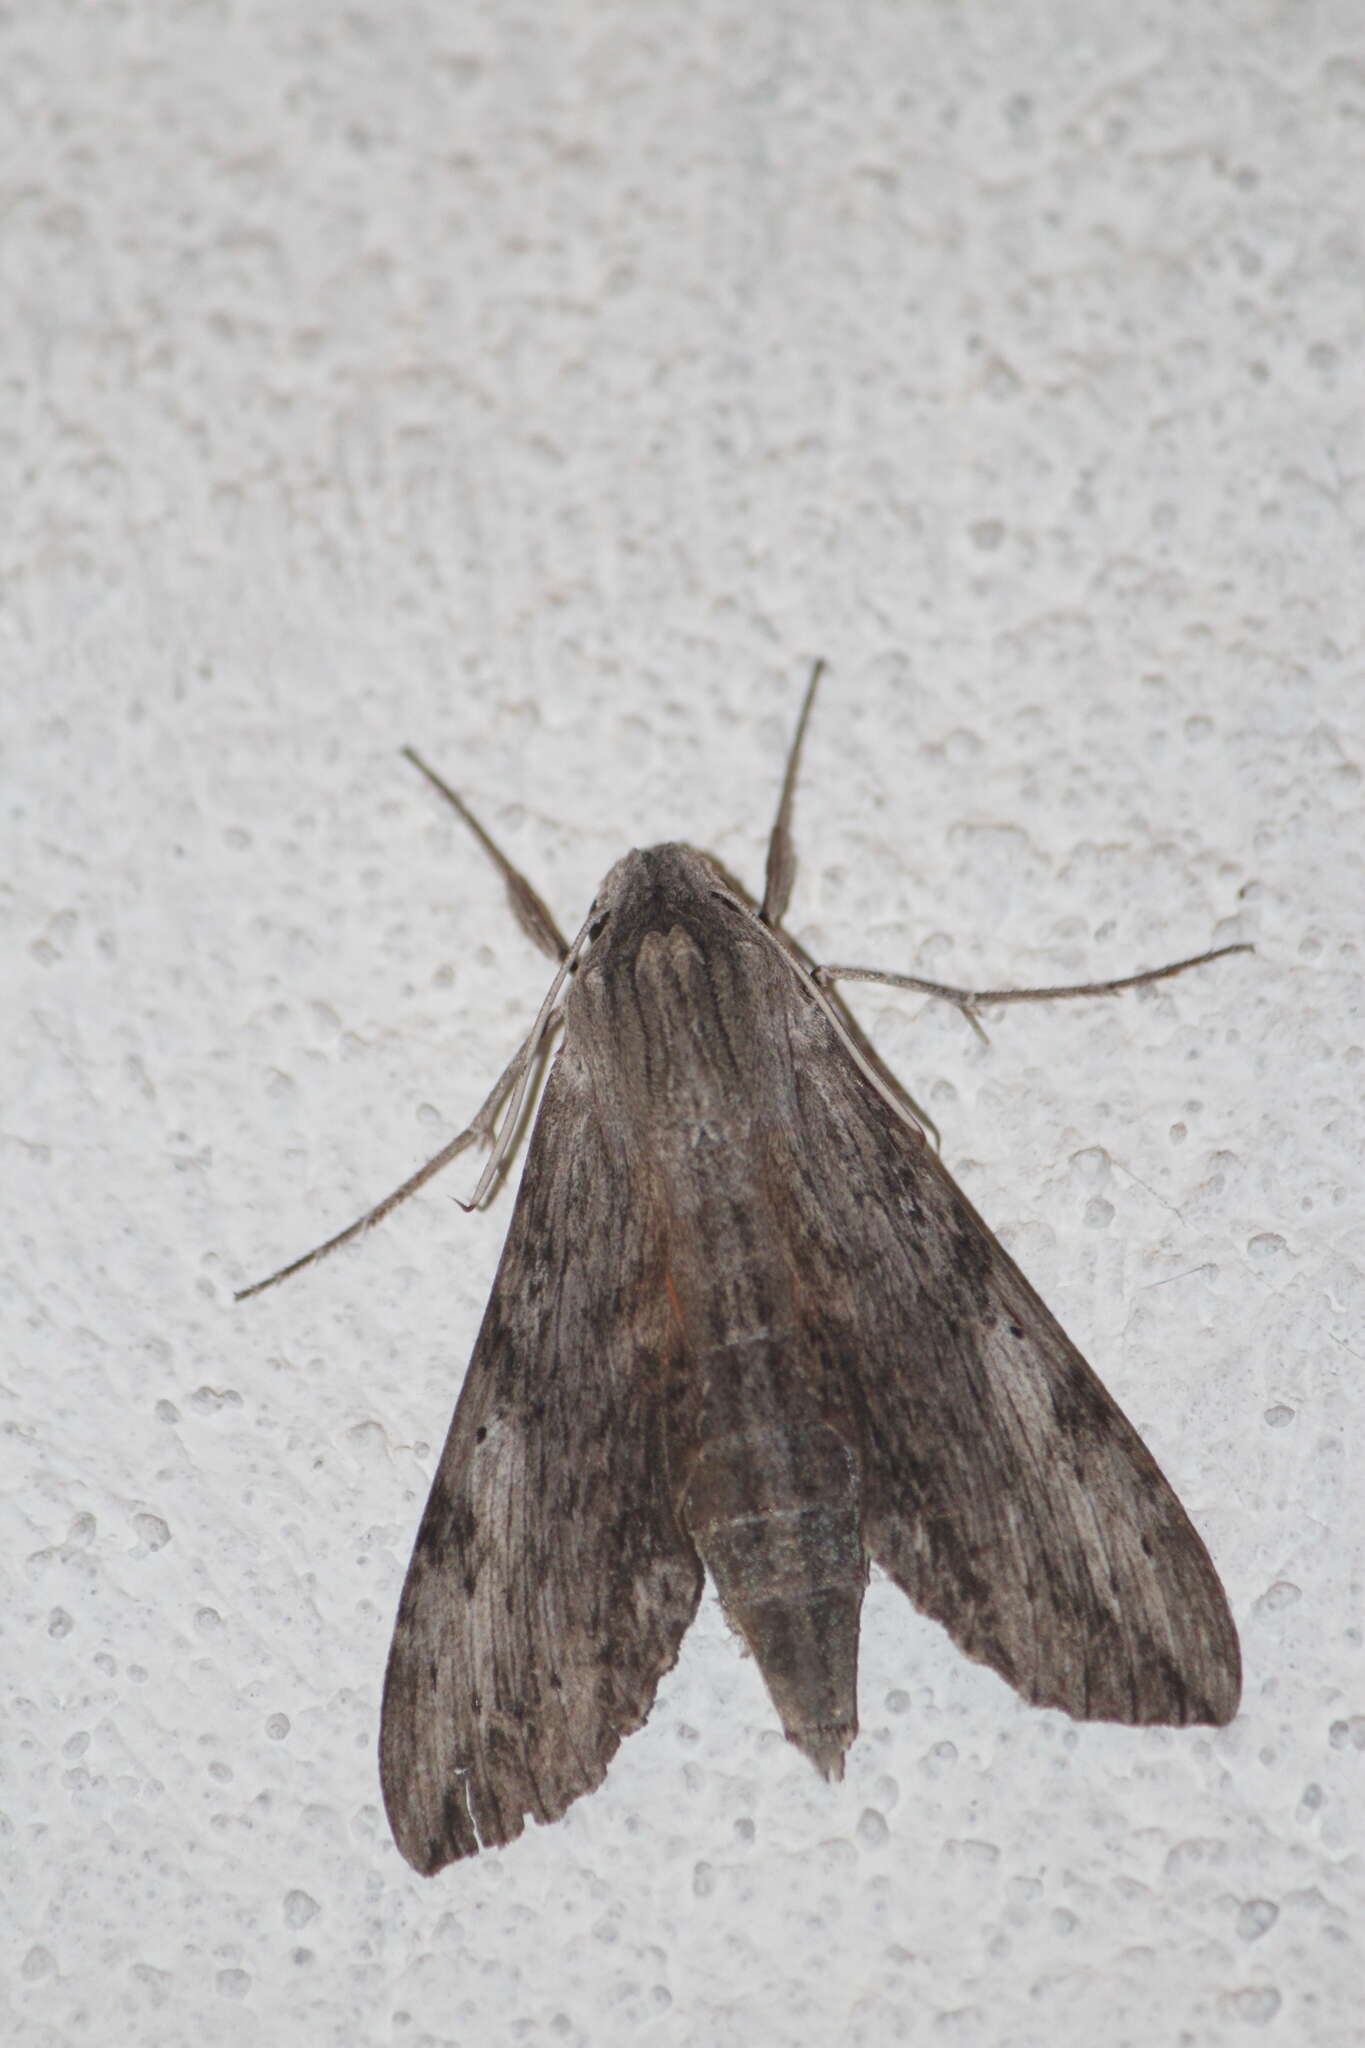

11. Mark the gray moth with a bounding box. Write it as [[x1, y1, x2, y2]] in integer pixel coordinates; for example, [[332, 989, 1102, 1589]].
[[239, 665, 1245, 1874]]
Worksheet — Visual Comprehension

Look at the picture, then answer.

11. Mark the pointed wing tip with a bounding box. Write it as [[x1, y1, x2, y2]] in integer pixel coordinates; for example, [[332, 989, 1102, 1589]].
[[1005, 1614, 1242, 1730], [1155, 1626, 1243, 1730], [1192, 1668, 1242, 1729], [1063, 1653, 1242, 1731], [390, 1822, 478, 1879], [392, 1806, 528, 1876], [1126, 1689, 1241, 1731], [403, 1841, 462, 1879], [384, 1771, 515, 1875]]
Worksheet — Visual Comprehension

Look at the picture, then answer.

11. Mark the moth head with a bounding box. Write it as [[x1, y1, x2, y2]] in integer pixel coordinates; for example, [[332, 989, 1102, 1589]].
[[583, 843, 755, 946], [566, 845, 772, 1094]]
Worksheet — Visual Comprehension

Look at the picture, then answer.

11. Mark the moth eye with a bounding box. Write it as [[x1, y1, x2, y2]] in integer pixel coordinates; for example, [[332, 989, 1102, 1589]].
[[587, 912, 611, 943]]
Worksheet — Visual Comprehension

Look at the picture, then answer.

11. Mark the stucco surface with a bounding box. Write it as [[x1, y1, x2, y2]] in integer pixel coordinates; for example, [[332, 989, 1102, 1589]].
[[4, 5, 1361, 2043]]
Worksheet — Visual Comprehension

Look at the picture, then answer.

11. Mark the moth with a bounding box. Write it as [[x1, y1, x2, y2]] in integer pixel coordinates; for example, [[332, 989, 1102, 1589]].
[[239, 665, 1245, 1874]]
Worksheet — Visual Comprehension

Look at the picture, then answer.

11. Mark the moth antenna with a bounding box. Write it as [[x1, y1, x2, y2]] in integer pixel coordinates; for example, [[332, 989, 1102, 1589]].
[[760, 658, 826, 928], [402, 746, 570, 964]]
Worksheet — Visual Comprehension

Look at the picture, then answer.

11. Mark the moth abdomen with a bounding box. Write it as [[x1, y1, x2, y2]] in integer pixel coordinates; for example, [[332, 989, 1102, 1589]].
[[684, 1418, 868, 1780]]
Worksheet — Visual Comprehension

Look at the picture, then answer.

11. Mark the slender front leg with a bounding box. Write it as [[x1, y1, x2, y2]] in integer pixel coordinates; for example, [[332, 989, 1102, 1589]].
[[237, 748, 574, 1299], [234, 1030, 544, 1300], [815, 942, 1253, 1019]]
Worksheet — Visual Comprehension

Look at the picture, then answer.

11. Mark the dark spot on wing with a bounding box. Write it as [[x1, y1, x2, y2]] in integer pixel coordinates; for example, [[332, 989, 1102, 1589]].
[[1046, 1359, 1120, 1439]]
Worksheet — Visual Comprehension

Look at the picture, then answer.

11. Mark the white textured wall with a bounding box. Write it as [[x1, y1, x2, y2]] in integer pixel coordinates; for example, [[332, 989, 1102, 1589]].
[[5, 3, 1361, 2042]]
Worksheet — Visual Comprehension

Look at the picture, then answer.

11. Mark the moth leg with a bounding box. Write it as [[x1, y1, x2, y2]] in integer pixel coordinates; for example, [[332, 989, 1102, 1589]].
[[814, 941, 1253, 1022], [235, 1029, 542, 1300], [239, 749, 569, 1300], [402, 745, 569, 964], [761, 658, 826, 927]]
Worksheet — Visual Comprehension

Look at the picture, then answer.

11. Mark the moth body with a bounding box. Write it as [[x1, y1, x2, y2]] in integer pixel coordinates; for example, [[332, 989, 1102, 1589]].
[[537, 845, 869, 1780], [239, 675, 1247, 1874], [377, 834, 1240, 1872]]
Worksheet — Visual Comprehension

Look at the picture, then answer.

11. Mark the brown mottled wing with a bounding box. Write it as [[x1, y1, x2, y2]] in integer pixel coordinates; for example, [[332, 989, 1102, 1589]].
[[779, 1003, 1241, 1726], [380, 1047, 702, 1874]]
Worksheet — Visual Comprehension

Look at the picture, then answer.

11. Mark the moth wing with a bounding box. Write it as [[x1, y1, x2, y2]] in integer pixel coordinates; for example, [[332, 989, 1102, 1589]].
[[380, 1050, 702, 1873], [784, 1014, 1241, 1725]]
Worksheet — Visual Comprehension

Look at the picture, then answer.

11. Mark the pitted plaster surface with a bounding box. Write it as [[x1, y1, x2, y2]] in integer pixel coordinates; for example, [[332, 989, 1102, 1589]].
[[4, 4, 1361, 2043]]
